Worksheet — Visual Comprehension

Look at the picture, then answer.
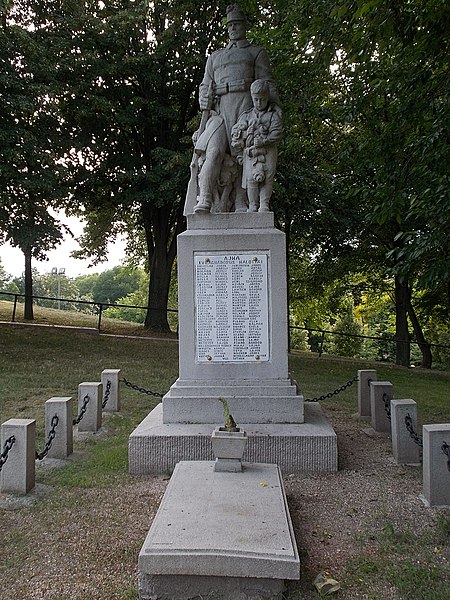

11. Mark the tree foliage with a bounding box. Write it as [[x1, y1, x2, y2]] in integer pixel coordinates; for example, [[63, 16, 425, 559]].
[[40, 0, 230, 331], [262, 0, 449, 367], [0, 6, 70, 318]]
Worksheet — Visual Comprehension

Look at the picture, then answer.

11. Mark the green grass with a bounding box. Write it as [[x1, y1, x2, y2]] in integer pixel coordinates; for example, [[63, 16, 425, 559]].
[[1, 306, 449, 599], [288, 351, 449, 424], [346, 551, 450, 600], [0, 298, 178, 337], [1, 310, 448, 470]]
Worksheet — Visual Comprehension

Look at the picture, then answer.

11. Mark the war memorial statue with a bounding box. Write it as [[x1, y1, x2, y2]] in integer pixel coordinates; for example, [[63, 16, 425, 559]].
[[130, 2, 337, 481], [184, 4, 282, 216]]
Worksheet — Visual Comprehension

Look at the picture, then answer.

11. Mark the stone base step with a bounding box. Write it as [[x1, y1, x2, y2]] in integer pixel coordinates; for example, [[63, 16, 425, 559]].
[[129, 402, 337, 475]]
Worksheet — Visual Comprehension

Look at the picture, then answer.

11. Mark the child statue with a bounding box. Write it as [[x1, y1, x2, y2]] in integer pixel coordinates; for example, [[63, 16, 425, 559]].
[[231, 79, 282, 212]]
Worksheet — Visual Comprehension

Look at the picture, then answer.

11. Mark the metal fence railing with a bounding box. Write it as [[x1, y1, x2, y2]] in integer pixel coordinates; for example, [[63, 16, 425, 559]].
[[0, 290, 177, 332], [1, 290, 449, 363]]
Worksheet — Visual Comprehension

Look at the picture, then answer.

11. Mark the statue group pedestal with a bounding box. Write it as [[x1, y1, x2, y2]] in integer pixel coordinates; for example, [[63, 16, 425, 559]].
[[129, 213, 337, 474]]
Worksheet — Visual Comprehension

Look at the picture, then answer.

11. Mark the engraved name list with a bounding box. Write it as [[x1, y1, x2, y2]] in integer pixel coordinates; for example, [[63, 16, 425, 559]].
[[194, 253, 270, 363]]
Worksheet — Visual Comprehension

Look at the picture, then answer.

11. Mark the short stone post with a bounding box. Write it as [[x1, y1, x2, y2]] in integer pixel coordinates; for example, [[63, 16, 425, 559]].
[[101, 369, 121, 412], [390, 399, 420, 465], [358, 370, 377, 419], [423, 424, 450, 508], [370, 381, 393, 433], [77, 382, 102, 433], [45, 397, 73, 458], [1, 419, 36, 494]]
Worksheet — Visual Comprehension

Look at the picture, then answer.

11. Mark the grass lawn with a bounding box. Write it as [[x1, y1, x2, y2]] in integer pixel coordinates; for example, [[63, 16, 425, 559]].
[[0, 307, 449, 599]]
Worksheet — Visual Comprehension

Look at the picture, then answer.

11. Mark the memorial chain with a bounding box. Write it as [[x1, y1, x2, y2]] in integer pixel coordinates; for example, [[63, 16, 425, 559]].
[[404, 413, 423, 448], [305, 376, 358, 403], [120, 377, 164, 399], [102, 379, 112, 409], [73, 394, 91, 425], [0, 435, 16, 473], [35, 414, 59, 460]]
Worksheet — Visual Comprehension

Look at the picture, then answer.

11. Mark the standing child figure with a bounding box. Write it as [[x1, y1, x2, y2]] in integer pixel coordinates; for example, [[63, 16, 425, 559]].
[[231, 79, 282, 212]]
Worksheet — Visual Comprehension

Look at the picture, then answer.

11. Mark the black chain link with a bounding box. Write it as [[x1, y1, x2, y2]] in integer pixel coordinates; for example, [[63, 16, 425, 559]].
[[73, 394, 90, 425], [442, 441, 450, 473], [382, 392, 391, 420], [102, 379, 112, 409], [404, 413, 423, 448], [0, 435, 16, 473], [305, 376, 358, 402], [35, 415, 59, 460], [120, 377, 163, 398]]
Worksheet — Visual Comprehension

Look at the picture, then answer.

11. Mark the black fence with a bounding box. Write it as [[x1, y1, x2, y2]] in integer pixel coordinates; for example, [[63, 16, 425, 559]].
[[0, 290, 177, 332], [1, 290, 449, 363]]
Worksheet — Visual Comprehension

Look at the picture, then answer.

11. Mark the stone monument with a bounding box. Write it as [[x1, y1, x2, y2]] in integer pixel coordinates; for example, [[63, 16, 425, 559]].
[[129, 3, 337, 475]]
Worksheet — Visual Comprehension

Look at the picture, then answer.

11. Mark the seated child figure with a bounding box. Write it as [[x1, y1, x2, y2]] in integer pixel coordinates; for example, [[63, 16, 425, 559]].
[[231, 79, 282, 212]]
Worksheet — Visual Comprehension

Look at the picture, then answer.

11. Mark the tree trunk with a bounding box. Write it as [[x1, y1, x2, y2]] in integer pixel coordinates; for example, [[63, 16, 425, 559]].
[[146, 251, 172, 331], [394, 275, 410, 366], [142, 202, 185, 332], [24, 244, 34, 320], [407, 296, 433, 369]]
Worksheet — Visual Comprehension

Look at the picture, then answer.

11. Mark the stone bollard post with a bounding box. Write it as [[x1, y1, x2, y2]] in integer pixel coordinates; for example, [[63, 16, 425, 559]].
[[77, 382, 102, 433], [45, 397, 73, 458], [358, 370, 377, 419], [1, 419, 36, 494], [423, 424, 450, 508], [370, 381, 393, 433], [101, 369, 121, 412], [390, 399, 420, 465]]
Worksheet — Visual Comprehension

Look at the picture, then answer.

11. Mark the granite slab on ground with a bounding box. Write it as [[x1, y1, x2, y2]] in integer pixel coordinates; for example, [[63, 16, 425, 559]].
[[138, 460, 300, 600]]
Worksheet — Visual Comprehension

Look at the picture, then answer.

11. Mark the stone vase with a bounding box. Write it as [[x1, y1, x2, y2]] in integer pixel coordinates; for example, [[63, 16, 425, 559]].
[[211, 427, 248, 472]]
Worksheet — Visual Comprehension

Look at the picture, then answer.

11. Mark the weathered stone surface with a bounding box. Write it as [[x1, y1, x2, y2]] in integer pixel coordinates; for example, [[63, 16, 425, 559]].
[[45, 397, 73, 459], [77, 382, 102, 433], [423, 423, 450, 508], [357, 369, 376, 419], [184, 4, 280, 216], [101, 369, 121, 412], [138, 461, 299, 599], [390, 399, 420, 465], [370, 381, 392, 433], [129, 403, 337, 475], [138, 573, 285, 600], [0, 418, 35, 494]]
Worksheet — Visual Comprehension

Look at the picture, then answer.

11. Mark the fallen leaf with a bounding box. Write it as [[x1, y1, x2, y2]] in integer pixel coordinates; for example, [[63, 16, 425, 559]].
[[313, 572, 341, 596]]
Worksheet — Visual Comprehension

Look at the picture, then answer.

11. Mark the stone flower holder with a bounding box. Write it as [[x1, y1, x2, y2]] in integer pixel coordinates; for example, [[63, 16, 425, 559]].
[[211, 427, 248, 472]]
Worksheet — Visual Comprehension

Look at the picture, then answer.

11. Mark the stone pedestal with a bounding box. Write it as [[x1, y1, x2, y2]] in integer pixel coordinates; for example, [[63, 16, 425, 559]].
[[358, 369, 377, 419], [101, 369, 121, 412], [77, 382, 102, 432], [129, 212, 337, 474], [167, 212, 302, 425], [423, 424, 450, 508], [390, 399, 420, 466], [0, 418, 36, 494], [45, 397, 73, 459]]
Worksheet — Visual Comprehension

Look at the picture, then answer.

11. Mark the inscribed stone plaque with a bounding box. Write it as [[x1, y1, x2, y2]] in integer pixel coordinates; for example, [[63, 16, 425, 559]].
[[194, 253, 269, 363]]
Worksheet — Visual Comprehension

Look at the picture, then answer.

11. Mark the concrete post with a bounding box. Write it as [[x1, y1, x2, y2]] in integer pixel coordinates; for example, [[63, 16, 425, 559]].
[[370, 381, 393, 433], [77, 382, 102, 432], [45, 397, 73, 458], [357, 370, 377, 419], [423, 424, 450, 508], [390, 399, 420, 465], [101, 369, 121, 412], [1, 419, 36, 494]]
